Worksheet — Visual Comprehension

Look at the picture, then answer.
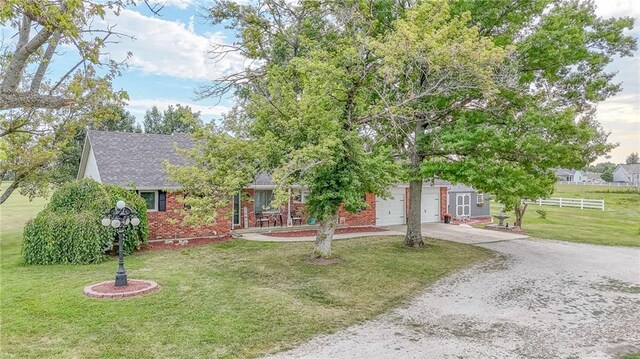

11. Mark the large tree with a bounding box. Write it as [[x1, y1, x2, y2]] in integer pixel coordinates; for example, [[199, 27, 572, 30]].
[[368, 0, 634, 242], [0, 0, 154, 204], [626, 152, 639, 165], [169, 0, 398, 258], [366, 0, 509, 246]]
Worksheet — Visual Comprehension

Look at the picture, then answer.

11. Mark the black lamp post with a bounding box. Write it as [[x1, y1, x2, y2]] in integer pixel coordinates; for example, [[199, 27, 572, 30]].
[[102, 200, 140, 287]]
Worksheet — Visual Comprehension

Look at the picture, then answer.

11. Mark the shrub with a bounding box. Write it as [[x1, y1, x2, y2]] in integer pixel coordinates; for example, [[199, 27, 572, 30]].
[[535, 209, 547, 219], [22, 179, 148, 265]]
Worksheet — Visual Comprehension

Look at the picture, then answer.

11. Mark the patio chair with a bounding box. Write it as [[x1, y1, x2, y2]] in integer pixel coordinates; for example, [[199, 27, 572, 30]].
[[255, 212, 271, 227], [290, 209, 303, 226]]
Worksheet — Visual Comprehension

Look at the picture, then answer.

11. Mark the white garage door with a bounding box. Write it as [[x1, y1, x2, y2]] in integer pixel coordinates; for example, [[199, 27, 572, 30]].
[[375, 187, 406, 226], [421, 187, 440, 223]]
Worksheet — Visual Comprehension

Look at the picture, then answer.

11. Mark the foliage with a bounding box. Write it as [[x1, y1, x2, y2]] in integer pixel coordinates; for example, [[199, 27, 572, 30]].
[[536, 209, 547, 219], [22, 179, 147, 265], [626, 152, 639, 165], [401, 0, 635, 230], [0, 0, 138, 204], [143, 104, 202, 134], [170, 0, 400, 257], [601, 168, 614, 182], [585, 161, 617, 173]]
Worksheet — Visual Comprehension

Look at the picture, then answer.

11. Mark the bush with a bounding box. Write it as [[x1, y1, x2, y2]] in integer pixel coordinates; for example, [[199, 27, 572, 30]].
[[536, 209, 547, 219], [22, 179, 148, 265]]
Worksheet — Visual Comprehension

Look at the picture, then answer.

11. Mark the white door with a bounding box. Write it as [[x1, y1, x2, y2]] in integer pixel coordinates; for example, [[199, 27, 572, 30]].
[[421, 187, 440, 223], [375, 187, 406, 226], [455, 193, 471, 218]]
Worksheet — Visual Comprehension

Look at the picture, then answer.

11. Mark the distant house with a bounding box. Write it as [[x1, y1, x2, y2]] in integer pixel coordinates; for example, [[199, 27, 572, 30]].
[[612, 164, 640, 185], [78, 130, 453, 240], [584, 171, 603, 184], [555, 168, 584, 183]]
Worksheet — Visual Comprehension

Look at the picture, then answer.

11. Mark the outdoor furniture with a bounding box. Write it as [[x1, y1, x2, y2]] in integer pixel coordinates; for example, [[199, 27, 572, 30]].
[[290, 210, 302, 226], [255, 212, 271, 227]]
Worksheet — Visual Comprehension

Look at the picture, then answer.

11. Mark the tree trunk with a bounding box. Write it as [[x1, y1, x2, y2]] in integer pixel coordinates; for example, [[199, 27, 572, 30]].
[[0, 181, 18, 205], [514, 201, 528, 228], [314, 211, 339, 258], [404, 179, 424, 247]]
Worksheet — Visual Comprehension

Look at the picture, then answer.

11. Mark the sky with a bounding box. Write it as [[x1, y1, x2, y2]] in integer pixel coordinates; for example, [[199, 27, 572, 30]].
[[4, 0, 640, 164]]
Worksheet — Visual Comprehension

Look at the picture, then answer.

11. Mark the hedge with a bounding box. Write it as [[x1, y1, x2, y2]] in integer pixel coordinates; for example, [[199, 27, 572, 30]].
[[22, 179, 148, 265]]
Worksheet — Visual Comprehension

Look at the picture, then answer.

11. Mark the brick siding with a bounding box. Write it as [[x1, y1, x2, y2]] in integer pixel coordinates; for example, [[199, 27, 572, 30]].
[[147, 192, 232, 240]]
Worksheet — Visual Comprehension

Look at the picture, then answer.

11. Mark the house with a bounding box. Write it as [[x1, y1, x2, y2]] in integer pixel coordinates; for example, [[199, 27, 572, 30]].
[[442, 182, 491, 219], [77, 130, 450, 240], [584, 171, 603, 184], [555, 168, 584, 183], [612, 164, 640, 185]]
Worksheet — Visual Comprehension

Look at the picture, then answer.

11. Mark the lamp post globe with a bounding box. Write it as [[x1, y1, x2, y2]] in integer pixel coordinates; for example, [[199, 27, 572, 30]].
[[116, 200, 126, 209]]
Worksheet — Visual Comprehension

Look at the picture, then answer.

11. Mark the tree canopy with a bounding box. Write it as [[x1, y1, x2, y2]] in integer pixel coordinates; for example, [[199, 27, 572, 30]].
[[143, 104, 202, 134]]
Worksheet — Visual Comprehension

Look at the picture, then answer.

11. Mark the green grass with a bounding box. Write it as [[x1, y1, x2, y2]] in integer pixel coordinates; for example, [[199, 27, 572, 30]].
[[499, 184, 640, 247], [0, 192, 490, 358]]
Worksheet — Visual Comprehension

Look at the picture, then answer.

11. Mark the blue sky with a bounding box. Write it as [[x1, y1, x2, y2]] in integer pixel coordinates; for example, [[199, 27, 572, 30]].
[[3, 0, 639, 163]]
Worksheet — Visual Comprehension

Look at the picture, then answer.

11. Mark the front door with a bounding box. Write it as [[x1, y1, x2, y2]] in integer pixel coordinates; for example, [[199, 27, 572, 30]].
[[455, 193, 471, 218]]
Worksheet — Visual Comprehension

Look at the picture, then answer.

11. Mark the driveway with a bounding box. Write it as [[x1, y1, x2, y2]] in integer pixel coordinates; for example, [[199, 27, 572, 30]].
[[265, 224, 640, 358]]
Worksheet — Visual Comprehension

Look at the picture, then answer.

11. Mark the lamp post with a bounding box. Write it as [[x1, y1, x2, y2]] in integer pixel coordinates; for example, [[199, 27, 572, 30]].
[[102, 200, 140, 287]]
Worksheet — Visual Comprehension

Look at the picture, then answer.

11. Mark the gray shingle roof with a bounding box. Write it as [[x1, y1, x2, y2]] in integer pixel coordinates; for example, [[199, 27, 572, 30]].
[[555, 168, 577, 176], [88, 130, 192, 189], [620, 164, 640, 174]]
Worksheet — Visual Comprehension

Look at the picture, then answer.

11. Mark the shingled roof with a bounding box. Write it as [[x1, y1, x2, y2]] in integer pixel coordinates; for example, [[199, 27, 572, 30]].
[[79, 130, 193, 189]]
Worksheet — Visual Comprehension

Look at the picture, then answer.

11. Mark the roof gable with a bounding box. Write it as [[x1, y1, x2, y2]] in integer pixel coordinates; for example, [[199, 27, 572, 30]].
[[86, 130, 193, 189], [620, 163, 640, 174]]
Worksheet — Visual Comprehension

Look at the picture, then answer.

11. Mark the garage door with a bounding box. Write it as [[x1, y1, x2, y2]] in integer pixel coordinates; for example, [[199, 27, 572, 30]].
[[421, 187, 440, 223], [375, 187, 406, 226]]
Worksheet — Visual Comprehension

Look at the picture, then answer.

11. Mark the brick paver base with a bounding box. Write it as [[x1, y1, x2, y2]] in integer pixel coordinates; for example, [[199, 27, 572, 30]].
[[83, 279, 160, 299]]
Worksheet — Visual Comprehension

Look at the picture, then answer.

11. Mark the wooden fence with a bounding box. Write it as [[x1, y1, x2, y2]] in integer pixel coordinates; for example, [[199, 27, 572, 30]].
[[525, 197, 605, 211]]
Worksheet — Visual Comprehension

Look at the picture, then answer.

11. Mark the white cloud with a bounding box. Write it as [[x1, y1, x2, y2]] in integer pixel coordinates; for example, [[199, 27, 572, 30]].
[[100, 9, 246, 80], [593, 0, 640, 19], [145, 0, 195, 10], [127, 98, 231, 117]]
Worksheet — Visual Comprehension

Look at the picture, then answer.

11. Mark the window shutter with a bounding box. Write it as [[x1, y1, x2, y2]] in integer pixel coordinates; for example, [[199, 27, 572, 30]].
[[158, 191, 167, 211]]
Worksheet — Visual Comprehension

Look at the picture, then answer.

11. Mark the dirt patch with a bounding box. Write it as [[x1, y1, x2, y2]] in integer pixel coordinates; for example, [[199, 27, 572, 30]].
[[262, 226, 387, 238], [141, 236, 231, 251], [306, 256, 342, 266]]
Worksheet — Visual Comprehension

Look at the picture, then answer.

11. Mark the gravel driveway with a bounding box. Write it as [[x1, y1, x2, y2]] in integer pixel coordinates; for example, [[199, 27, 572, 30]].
[[266, 224, 640, 359]]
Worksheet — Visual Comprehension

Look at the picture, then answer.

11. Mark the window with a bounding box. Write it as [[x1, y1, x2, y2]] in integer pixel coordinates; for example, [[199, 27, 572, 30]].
[[293, 189, 309, 203], [477, 193, 484, 204], [254, 190, 274, 212], [233, 193, 240, 225], [139, 191, 157, 211]]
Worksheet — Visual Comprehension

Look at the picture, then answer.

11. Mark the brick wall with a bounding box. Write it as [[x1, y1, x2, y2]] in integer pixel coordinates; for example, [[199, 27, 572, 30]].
[[337, 193, 376, 226], [439, 186, 448, 221], [147, 192, 232, 240]]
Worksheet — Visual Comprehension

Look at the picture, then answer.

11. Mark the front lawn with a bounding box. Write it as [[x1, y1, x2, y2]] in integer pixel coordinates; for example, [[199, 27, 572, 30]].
[[499, 184, 640, 247], [0, 193, 490, 358]]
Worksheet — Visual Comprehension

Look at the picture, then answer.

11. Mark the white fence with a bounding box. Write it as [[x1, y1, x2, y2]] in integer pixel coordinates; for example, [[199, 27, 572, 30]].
[[526, 197, 605, 211], [557, 181, 632, 187]]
